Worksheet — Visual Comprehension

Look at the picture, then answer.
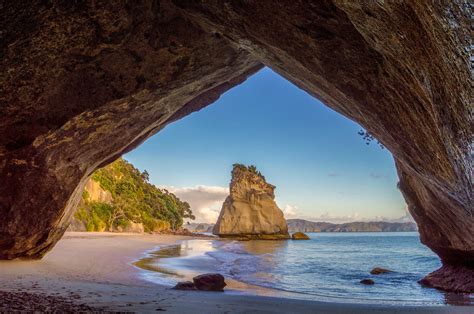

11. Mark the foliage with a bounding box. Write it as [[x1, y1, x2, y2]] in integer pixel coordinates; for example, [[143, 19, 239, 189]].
[[233, 163, 265, 180], [358, 129, 384, 149], [74, 158, 194, 232]]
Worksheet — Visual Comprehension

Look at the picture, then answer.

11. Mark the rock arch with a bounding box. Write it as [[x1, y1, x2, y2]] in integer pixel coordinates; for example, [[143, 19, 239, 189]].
[[1, 1, 472, 292]]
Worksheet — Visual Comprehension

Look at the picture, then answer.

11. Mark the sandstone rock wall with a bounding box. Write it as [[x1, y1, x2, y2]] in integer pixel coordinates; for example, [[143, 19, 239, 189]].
[[213, 165, 289, 239], [84, 179, 112, 204]]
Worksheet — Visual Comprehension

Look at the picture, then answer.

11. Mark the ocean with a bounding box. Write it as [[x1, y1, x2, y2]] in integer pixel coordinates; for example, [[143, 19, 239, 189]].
[[134, 232, 473, 306]]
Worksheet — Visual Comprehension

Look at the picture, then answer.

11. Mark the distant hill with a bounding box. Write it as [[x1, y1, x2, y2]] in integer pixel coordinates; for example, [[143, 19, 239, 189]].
[[183, 219, 417, 234], [287, 219, 417, 232]]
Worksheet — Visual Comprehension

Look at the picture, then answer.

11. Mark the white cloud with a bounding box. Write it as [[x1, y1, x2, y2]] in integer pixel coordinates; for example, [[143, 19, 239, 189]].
[[307, 212, 363, 223], [294, 209, 414, 224], [282, 204, 299, 219], [159, 185, 414, 225], [160, 185, 229, 223]]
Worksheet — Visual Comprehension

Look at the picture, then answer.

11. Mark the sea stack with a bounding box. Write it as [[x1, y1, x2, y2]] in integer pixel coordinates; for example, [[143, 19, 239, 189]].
[[213, 164, 290, 240]]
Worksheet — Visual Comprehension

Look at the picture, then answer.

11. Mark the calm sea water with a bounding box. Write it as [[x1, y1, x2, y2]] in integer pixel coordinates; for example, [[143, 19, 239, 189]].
[[134, 232, 473, 305]]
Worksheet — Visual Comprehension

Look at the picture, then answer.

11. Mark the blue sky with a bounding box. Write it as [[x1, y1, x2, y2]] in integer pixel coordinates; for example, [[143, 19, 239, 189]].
[[125, 68, 407, 223]]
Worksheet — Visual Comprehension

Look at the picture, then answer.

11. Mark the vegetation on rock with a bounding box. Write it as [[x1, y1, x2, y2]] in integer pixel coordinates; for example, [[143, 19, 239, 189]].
[[232, 163, 265, 180], [74, 158, 194, 232]]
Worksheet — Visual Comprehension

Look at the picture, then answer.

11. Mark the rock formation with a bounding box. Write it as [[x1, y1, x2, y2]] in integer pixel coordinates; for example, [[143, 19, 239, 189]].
[[360, 279, 375, 285], [83, 180, 113, 205], [192, 273, 226, 292], [213, 165, 290, 239], [291, 232, 310, 240], [370, 268, 392, 275], [173, 281, 196, 291], [0, 1, 471, 291]]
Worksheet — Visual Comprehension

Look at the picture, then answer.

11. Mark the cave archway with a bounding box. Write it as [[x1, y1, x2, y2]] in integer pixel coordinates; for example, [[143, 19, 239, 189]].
[[124, 66, 407, 226], [1, 1, 471, 292]]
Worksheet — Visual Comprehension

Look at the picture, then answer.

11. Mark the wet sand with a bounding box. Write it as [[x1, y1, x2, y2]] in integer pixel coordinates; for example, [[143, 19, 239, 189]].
[[0, 232, 470, 313]]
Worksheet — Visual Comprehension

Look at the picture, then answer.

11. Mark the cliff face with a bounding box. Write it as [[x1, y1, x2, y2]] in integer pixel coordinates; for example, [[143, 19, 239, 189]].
[[213, 165, 289, 239], [68, 179, 113, 232], [70, 158, 192, 233], [0, 1, 471, 291], [83, 180, 112, 205]]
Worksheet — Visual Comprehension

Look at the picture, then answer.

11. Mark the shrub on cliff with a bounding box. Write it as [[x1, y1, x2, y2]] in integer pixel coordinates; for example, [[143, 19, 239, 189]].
[[232, 163, 265, 180], [74, 158, 194, 232]]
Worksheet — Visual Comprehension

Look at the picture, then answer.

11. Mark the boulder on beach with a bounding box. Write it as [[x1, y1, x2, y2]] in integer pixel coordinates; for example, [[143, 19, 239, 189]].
[[291, 232, 310, 240], [213, 164, 290, 240], [360, 279, 375, 285], [173, 281, 196, 290], [193, 273, 226, 292], [370, 267, 392, 275]]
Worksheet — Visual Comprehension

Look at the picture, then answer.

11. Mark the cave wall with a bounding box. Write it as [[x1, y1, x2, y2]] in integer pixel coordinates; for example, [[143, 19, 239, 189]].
[[1, 0, 261, 258], [173, 0, 473, 263], [1, 0, 472, 291]]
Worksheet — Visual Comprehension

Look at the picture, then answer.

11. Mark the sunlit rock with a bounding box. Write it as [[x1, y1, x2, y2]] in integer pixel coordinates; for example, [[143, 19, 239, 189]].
[[213, 164, 290, 240], [291, 232, 310, 240]]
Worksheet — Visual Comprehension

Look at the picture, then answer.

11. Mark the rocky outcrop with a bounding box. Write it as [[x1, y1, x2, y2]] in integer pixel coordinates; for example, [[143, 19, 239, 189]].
[[0, 1, 471, 291], [418, 264, 474, 293], [291, 232, 310, 240], [83, 180, 112, 204], [67, 179, 111, 231], [173, 281, 196, 291], [193, 273, 226, 292], [360, 279, 375, 285], [370, 268, 392, 275], [213, 165, 289, 240]]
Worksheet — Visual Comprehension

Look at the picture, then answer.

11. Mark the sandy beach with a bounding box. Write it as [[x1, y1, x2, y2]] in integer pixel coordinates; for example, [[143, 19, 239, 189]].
[[0, 232, 470, 313]]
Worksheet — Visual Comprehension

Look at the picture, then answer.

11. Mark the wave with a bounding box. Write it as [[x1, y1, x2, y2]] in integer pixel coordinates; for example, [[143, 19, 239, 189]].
[[206, 241, 274, 279]]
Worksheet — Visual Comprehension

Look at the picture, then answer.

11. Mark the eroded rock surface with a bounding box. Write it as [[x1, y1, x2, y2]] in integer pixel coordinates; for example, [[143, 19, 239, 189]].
[[213, 165, 289, 239], [418, 264, 474, 293], [193, 273, 226, 292], [175, 0, 473, 292], [1, 0, 471, 291], [0, 1, 261, 259]]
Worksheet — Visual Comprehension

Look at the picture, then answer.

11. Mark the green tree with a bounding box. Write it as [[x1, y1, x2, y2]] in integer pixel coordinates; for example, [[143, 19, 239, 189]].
[[74, 158, 195, 232]]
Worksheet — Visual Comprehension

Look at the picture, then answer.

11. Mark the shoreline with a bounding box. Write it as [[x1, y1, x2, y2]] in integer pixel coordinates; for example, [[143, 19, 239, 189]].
[[132, 236, 472, 307], [0, 232, 470, 313]]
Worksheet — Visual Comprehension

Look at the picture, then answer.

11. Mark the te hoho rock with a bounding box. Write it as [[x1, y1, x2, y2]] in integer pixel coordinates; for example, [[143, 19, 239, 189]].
[[213, 164, 290, 240], [1, 1, 472, 292]]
